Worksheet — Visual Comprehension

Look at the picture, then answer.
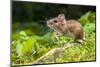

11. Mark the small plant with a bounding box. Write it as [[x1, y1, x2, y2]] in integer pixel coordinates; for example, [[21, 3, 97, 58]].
[[79, 11, 96, 25]]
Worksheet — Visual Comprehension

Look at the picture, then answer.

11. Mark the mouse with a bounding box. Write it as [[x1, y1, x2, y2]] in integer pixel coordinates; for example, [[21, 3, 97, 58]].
[[46, 14, 85, 43]]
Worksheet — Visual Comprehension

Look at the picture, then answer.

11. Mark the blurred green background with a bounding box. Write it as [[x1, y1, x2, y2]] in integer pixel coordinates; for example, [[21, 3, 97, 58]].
[[12, 1, 96, 66]]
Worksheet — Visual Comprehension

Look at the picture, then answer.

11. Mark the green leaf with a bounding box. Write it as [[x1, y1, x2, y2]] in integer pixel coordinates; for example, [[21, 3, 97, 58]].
[[16, 43, 23, 56], [79, 11, 91, 25], [19, 31, 27, 37]]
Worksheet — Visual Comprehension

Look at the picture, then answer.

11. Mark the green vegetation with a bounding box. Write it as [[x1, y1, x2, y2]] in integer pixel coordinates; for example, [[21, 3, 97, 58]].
[[12, 11, 96, 66]]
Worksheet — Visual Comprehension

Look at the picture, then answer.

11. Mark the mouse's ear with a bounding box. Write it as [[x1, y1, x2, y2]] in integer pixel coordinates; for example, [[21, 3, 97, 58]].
[[58, 14, 65, 22]]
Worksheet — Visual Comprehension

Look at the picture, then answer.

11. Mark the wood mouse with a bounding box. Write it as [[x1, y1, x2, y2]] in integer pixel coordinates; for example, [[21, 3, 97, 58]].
[[46, 14, 85, 43]]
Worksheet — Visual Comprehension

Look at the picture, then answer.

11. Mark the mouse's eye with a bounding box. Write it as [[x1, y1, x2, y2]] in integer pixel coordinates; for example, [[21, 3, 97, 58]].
[[54, 20, 58, 23]]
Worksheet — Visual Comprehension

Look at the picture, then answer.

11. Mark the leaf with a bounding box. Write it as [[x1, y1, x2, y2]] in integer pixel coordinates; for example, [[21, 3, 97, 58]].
[[16, 43, 23, 56], [79, 11, 91, 25], [22, 38, 36, 55], [19, 31, 27, 37]]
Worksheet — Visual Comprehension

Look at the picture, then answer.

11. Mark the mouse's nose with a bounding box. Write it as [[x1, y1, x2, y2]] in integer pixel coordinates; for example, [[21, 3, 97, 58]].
[[47, 21, 53, 25]]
